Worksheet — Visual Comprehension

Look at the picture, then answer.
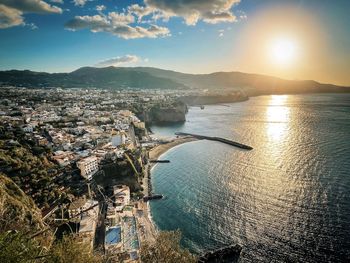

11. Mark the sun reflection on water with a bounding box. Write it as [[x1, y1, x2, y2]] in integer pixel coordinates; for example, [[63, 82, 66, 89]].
[[266, 95, 290, 140]]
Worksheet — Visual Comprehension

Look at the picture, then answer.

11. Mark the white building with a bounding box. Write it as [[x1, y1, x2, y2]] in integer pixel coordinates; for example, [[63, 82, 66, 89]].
[[113, 185, 130, 212], [77, 156, 98, 180], [22, 125, 34, 133], [111, 131, 126, 147], [68, 199, 99, 251]]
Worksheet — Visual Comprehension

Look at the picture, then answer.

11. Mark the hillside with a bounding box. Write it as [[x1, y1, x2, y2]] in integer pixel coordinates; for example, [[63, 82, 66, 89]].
[[0, 66, 349, 95], [0, 173, 45, 234], [0, 124, 73, 210], [133, 67, 350, 95], [0, 67, 186, 89]]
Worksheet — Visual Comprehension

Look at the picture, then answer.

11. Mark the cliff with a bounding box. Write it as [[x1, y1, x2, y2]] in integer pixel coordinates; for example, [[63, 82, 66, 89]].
[[145, 101, 188, 124]]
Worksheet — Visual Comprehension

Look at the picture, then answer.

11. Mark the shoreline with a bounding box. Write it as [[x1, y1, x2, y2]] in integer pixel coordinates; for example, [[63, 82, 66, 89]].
[[140, 136, 198, 244], [143, 136, 198, 197], [148, 136, 198, 163]]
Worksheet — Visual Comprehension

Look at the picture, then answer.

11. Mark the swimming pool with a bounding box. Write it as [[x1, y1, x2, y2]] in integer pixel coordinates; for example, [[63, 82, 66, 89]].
[[105, 226, 121, 245], [123, 216, 140, 250]]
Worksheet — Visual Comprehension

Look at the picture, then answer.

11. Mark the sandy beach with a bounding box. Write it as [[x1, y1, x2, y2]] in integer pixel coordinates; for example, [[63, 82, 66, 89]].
[[148, 136, 197, 161], [139, 136, 198, 243], [142, 136, 197, 197]]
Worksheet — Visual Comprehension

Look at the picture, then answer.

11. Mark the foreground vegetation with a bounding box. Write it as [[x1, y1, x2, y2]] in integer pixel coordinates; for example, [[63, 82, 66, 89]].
[[0, 124, 73, 209], [0, 232, 102, 263], [141, 231, 197, 263], [0, 173, 197, 262]]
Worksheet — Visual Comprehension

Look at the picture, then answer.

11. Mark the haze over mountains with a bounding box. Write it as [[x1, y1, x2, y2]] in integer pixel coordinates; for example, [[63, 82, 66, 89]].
[[0, 66, 348, 95]]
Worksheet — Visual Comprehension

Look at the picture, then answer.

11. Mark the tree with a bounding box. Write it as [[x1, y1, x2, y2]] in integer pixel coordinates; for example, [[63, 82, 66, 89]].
[[0, 232, 104, 263], [0, 231, 42, 263], [141, 230, 197, 263], [49, 235, 103, 263]]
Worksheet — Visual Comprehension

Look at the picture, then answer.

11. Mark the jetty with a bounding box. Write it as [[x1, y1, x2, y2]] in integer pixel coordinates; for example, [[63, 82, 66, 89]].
[[149, 160, 170, 163], [175, 132, 253, 150], [143, 194, 163, 202]]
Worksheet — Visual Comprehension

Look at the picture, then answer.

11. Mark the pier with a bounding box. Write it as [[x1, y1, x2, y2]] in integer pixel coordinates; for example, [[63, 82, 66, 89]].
[[143, 194, 163, 202], [175, 132, 253, 150], [149, 159, 170, 163]]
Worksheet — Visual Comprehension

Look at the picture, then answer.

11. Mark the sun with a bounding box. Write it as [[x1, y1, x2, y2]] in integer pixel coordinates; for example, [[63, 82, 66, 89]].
[[269, 37, 298, 65]]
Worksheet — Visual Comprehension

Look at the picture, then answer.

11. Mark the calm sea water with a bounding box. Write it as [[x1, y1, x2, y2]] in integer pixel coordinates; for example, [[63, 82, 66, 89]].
[[150, 94, 350, 262]]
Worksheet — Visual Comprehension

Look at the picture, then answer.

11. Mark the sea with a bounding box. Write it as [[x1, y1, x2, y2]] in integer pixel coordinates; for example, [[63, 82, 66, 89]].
[[149, 94, 350, 262]]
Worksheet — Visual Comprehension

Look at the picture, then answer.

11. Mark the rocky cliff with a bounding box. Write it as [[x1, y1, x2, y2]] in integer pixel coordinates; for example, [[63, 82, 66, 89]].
[[144, 101, 188, 124]]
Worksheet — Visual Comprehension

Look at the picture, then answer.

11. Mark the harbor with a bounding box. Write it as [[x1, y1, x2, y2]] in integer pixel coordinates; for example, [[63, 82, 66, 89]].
[[175, 132, 253, 150]]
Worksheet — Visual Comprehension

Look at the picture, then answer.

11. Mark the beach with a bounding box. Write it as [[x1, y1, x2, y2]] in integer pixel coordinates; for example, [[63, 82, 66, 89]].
[[142, 136, 197, 197], [139, 136, 198, 245], [148, 136, 197, 161]]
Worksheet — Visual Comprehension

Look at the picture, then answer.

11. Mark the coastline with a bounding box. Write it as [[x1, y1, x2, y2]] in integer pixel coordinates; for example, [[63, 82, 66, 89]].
[[140, 136, 198, 244], [142, 136, 198, 197], [148, 136, 198, 162]]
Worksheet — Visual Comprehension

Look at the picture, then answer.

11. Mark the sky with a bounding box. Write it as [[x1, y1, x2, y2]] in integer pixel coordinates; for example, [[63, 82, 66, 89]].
[[0, 0, 349, 86]]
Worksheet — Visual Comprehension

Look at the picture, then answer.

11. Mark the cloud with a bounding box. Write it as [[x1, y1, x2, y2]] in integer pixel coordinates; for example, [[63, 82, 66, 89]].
[[145, 0, 240, 25], [26, 22, 37, 29], [95, 4, 105, 12], [127, 4, 154, 22], [0, 4, 24, 28], [50, 0, 63, 4], [65, 14, 109, 32], [0, 0, 61, 28], [96, 55, 140, 67], [72, 0, 92, 7], [65, 12, 170, 39], [0, 0, 62, 14], [108, 12, 134, 25]]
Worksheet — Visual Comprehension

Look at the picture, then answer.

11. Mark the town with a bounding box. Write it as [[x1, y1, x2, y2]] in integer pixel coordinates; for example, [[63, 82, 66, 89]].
[[0, 86, 193, 262]]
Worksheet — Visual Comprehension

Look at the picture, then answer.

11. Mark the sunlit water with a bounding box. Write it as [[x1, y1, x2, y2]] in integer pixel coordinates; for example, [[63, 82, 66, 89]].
[[150, 94, 350, 262]]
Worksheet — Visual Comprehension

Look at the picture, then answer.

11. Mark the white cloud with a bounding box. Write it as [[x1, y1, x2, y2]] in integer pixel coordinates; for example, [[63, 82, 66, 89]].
[[127, 4, 154, 22], [145, 0, 240, 25], [72, 0, 92, 7], [110, 23, 170, 39], [65, 14, 109, 32], [0, 0, 62, 14], [95, 4, 105, 12], [96, 55, 140, 67], [0, 4, 24, 28], [0, 0, 61, 29], [108, 12, 134, 25], [26, 22, 37, 29], [50, 0, 63, 4], [63, 0, 243, 39], [65, 12, 170, 39]]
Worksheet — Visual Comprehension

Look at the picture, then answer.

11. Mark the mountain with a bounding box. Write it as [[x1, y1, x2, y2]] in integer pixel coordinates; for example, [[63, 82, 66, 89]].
[[0, 66, 349, 95], [133, 67, 350, 95], [0, 67, 186, 90]]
